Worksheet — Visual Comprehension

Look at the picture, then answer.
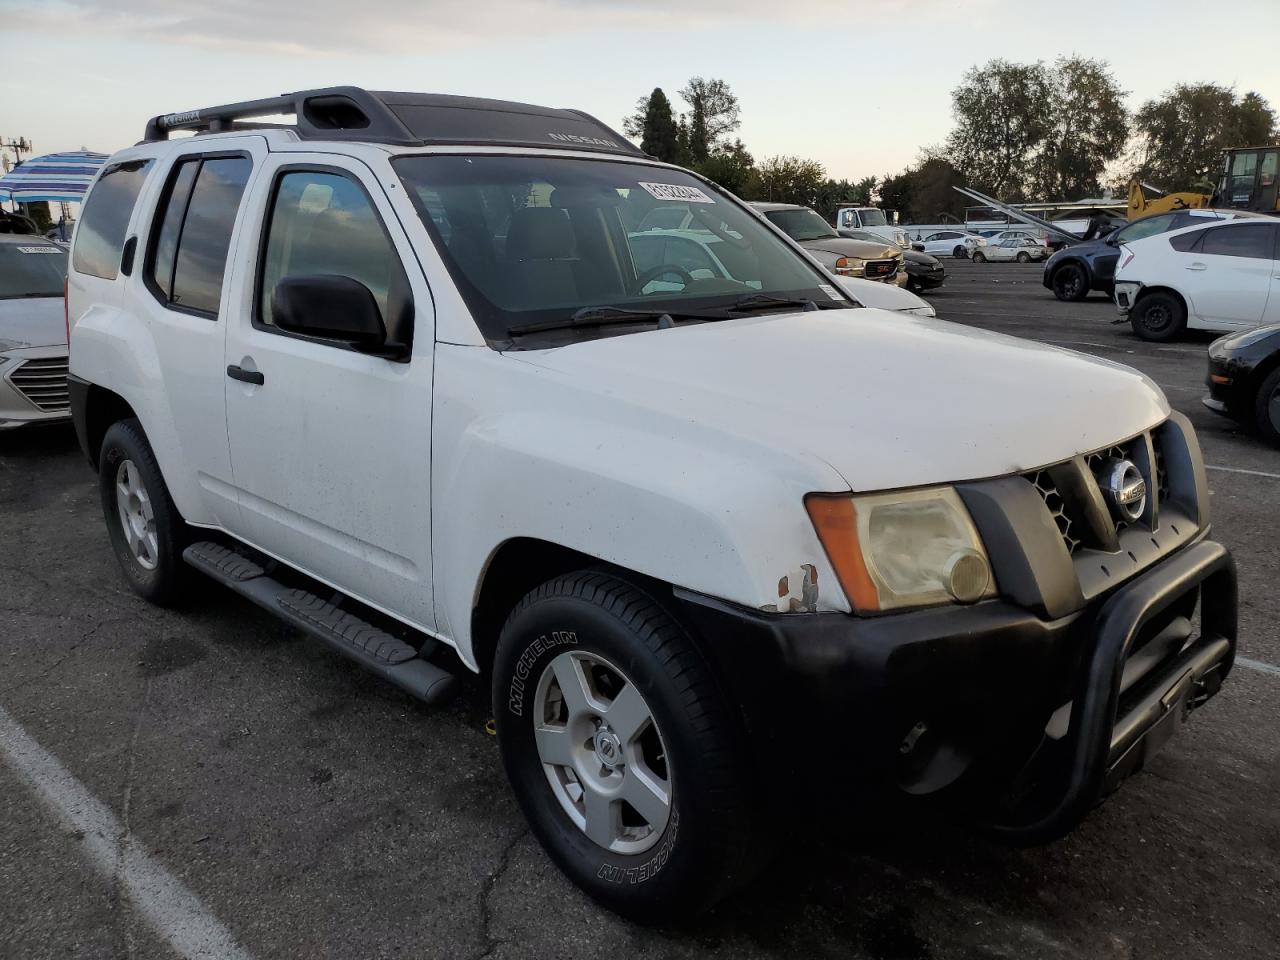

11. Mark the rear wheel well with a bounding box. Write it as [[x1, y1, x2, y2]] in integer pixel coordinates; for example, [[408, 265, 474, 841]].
[[470, 539, 672, 678], [83, 386, 138, 470]]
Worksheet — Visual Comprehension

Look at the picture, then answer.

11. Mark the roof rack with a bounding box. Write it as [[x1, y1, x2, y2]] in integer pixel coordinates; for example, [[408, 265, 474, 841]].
[[143, 86, 645, 157]]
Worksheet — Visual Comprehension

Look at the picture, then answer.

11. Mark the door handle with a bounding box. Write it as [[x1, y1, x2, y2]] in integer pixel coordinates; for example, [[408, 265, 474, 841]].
[[1186, 262, 1207, 271], [226, 364, 264, 385]]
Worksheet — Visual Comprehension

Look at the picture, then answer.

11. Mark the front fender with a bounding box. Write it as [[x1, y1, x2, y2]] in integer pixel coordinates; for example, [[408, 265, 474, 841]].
[[432, 347, 850, 669]]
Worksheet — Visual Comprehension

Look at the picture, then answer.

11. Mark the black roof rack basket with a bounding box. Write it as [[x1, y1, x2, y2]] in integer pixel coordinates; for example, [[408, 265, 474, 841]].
[[143, 86, 645, 157]]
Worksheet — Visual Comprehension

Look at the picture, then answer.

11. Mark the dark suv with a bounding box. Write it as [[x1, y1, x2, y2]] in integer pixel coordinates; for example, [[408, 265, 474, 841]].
[[1042, 209, 1253, 302]]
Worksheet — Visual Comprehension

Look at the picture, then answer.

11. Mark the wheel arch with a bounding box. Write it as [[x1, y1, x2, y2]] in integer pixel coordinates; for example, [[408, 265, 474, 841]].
[[80, 383, 139, 470], [1133, 284, 1189, 315], [1049, 256, 1091, 284]]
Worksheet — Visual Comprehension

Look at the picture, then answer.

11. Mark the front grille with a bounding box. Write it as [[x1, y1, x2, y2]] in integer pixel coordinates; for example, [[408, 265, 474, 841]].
[[865, 258, 897, 279], [1025, 430, 1172, 556], [9, 357, 70, 412]]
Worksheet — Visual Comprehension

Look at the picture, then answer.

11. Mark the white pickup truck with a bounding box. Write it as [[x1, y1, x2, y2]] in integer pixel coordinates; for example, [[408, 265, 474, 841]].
[[67, 87, 1237, 922]]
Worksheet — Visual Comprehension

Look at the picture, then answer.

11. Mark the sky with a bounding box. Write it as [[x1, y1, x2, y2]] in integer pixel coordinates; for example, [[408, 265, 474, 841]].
[[2, 0, 1278, 182]]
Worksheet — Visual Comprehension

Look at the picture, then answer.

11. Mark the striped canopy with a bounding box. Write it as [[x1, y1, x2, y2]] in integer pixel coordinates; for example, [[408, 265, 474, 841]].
[[0, 151, 109, 203]]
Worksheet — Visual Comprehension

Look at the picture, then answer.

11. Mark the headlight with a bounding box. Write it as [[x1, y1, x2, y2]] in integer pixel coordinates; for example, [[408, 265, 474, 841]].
[[806, 486, 995, 611], [902, 305, 936, 317], [1216, 326, 1280, 351], [834, 257, 865, 277]]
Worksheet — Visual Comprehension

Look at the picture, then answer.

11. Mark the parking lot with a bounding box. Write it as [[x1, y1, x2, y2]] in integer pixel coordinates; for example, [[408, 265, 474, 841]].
[[2, 258, 1278, 960]]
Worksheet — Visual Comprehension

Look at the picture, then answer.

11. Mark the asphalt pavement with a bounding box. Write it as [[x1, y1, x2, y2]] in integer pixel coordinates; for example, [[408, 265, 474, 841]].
[[1, 258, 1277, 959]]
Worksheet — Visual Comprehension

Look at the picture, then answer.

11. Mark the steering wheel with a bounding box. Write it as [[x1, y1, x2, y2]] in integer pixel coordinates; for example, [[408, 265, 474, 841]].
[[635, 263, 695, 291]]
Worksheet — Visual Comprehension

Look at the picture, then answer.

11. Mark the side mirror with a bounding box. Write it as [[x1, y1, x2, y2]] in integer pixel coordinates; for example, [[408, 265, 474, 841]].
[[272, 275, 398, 355]]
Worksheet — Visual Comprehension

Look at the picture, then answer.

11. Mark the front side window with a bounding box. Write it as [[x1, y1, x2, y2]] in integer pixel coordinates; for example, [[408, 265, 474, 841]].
[[763, 208, 839, 242], [1116, 214, 1176, 244], [0, 243, 68, 298], [393, 155, 848, 346], [146, 155, 252, 316], [72, 159, 152, 280], [1200, 223, 1276, 259], [258, 170, 412, 345]]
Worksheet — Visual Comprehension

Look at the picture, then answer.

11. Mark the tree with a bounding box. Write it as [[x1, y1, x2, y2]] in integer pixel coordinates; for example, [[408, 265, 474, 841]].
[[876, 156, 967, 223], [1129, 84, 1277, 192], [752, 156, 826, 207], [695, 140, 757, 197], [1029, 56, 1128, 199], [679, 77, 740, 163], [811, 176, 877, 220], [946, 60, 1054, 199], [624, 88, 681, 164]]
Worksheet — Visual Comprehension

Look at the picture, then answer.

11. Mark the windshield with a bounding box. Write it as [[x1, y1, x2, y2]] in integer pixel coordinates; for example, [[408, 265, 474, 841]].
[[858, 209, 888, 227], [0, 243, 67, 298], [763, 208, 839, 242], [394, 155, 845, 344]]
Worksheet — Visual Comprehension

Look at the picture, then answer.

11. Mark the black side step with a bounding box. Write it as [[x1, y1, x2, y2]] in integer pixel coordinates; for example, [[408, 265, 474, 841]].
[[183, 541, 457, 706]]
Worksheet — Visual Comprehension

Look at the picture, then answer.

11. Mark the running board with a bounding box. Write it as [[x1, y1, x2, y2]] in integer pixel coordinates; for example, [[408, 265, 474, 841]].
[[183, 541, 457, 706]]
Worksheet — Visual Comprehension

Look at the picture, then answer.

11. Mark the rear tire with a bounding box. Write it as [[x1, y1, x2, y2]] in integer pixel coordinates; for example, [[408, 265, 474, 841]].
[[493, 571, 758, 920], [1129, 291, 1186, 342], [1016, 251, 1032, 263], [971, 251, 987, 263], [1051, 262, 1088, 301], [98, 418, 191, 605], [1255, 367, 1280, 447], [952, 245, 968, 259]]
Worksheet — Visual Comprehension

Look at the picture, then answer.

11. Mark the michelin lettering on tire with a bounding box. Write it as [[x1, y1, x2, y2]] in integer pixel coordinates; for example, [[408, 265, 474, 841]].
[[507, 630, 577, 716], [596, 809, 680, 885]]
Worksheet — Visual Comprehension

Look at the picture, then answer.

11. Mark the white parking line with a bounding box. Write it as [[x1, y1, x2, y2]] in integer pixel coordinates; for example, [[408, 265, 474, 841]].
[[0, 704, 256, 960], [1205, 464, 1280, 480], [1237, 657, 1280, 678]]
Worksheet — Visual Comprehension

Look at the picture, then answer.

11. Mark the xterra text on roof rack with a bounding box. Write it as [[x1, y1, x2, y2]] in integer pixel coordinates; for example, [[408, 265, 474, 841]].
[[67, 87, 1237, 921]]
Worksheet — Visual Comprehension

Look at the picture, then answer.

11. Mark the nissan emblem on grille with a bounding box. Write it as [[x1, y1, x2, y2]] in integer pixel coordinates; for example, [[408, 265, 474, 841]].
[[1100, 458, 1147, 522]]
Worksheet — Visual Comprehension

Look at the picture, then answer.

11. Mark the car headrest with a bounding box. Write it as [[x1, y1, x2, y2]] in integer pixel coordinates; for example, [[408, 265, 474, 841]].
[[506, 207, 576, 261]]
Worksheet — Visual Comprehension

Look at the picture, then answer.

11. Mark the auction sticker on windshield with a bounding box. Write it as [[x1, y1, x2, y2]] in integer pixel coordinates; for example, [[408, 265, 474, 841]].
[[639, 182, 715, 204]]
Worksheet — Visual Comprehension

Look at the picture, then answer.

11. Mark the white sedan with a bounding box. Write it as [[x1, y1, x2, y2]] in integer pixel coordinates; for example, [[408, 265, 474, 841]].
[[972, 237, 1049, 263], [0, 235, 70, 429], [1114, 218, 1280, 341], [912, 229, 988, 259]]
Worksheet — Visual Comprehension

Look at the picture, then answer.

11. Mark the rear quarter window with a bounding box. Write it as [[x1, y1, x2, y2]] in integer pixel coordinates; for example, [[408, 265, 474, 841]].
[[71, 159, 153, 280]]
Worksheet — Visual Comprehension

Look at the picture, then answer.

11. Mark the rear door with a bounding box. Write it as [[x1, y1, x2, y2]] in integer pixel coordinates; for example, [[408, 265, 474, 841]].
[[128, 138, 266, 530], [222, 153, 436, 630], [1180, 222, 1277, 329]]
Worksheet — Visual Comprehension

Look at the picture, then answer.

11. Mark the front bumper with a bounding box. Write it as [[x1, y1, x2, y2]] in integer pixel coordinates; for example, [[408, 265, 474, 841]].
[[0, 345, 71, 430], [676, 537, 1235, 841], [1114, 281, 1141, 315]]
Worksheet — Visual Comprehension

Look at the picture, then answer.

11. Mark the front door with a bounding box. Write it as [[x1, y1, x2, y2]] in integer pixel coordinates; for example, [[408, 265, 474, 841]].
[[1182, 222, 1277, 329], [222, 153, 436, 630]]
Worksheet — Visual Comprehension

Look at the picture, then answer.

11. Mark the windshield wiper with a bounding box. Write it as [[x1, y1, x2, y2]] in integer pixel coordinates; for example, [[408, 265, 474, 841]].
[[725, 293, 823, 314], [507, 305, 722, 337]]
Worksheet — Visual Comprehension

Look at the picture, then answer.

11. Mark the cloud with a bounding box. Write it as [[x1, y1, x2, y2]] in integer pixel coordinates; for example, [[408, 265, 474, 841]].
[[0, 0, 869, 55]]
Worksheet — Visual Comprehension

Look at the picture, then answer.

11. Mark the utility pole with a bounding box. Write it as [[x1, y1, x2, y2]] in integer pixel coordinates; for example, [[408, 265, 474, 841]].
[[1, 136, 32, 173]]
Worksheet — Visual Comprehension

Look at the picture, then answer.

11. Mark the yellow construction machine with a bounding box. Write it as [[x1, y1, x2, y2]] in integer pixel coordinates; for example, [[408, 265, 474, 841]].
[[1128, 146, 1280, 218]]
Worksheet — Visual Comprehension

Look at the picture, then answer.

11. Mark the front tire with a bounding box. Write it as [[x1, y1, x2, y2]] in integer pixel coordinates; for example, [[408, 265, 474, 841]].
[[1016, 251, 1032, 263], [1130, 291, 1186, 342], [1051, 262, 1088, 301], [1255, 367, 1280, 447], [493, 571, 756, 920], [971, 250, 987, 263], [98, 419, 191, 605]]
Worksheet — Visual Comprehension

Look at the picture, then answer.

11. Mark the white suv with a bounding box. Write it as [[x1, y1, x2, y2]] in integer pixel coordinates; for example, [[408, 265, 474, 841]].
[[67, 87, 1238, 921]]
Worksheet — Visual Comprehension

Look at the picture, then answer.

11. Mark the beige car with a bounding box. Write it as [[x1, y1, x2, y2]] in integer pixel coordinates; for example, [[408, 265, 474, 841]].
[[751, 202, 907, 285]]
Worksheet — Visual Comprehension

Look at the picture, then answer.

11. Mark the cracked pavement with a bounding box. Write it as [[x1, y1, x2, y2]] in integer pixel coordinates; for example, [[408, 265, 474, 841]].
[[1, 260, 1278, 959]]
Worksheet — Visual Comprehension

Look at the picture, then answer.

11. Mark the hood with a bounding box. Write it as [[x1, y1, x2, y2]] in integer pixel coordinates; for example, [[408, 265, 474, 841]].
[[904, 250, 941, 266], [800, 237, 898, 260], [0, 296, 65, 351], [516, 309, 1169, 492]]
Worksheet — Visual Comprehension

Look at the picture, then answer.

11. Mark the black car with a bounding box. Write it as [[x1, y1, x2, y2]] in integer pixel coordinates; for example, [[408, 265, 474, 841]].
[[1041, 209, 1247, 302], [903, 248, 945, 292], [1204, 324, 1280, 447]]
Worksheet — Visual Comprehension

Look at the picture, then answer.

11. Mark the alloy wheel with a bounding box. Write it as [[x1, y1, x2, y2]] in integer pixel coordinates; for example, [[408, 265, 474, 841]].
[[115, 459, 159, 570], [532, 650, 672, 855]]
